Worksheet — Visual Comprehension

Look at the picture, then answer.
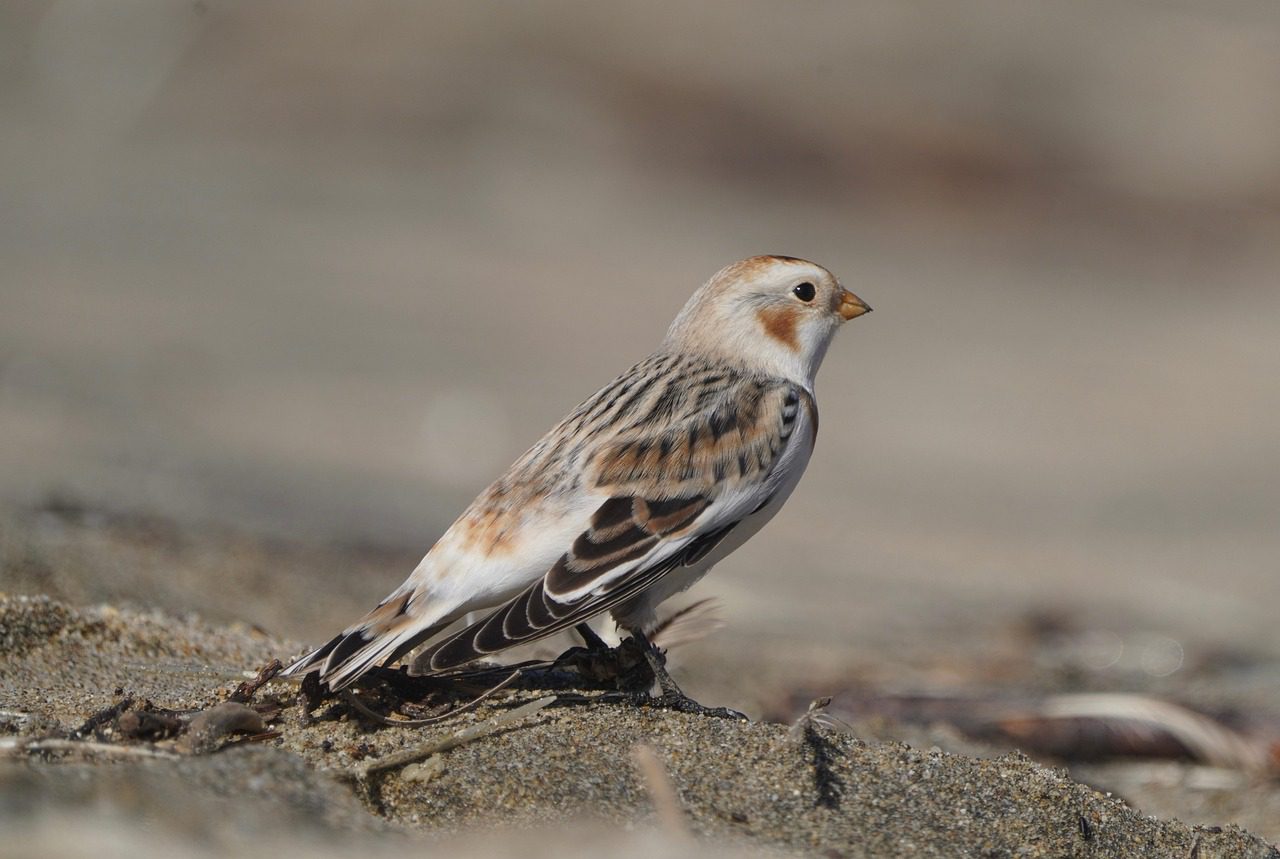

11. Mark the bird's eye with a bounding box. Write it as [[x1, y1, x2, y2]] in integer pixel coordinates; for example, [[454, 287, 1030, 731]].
[[793, 282, 816, 302]]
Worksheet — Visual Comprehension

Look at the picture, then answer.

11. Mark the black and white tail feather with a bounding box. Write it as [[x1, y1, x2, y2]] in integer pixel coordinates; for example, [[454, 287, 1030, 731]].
[[282, 494, 743, 691]]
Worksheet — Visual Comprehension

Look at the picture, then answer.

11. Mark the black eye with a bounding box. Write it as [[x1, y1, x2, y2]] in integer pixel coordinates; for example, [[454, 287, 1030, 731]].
[[793, 282, 816, 302]]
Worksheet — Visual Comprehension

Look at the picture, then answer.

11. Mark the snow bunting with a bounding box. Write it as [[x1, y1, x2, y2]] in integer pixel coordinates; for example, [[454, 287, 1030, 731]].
[[284, 255, 870, 696]]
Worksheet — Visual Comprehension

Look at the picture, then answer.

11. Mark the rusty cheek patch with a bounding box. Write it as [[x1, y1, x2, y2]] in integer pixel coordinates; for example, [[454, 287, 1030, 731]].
[[757, 306, 800, 351]]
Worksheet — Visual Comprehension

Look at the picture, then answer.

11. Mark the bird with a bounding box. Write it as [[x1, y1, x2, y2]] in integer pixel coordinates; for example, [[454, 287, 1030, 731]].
[[283, 255, 871, 709]]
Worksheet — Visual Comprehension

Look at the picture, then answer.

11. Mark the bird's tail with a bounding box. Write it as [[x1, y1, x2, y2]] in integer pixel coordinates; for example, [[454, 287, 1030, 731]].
[[281, 591, 449, 691]]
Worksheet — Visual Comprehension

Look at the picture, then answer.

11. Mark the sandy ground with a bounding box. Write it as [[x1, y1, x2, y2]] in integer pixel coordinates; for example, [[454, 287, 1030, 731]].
[[1, 589, 1276, 859], [2, 505, 1279, 856]]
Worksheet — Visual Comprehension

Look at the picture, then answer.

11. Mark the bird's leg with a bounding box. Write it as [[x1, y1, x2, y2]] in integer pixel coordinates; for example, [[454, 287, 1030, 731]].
[[574, 622, 610, 652], [629, 630, 747, 720], [548, 623, 635, 688], [630, 629, 681, 698]]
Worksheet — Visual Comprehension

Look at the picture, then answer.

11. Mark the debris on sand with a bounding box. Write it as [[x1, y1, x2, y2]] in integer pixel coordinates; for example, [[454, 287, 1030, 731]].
[[1, 596, 1276, 858]]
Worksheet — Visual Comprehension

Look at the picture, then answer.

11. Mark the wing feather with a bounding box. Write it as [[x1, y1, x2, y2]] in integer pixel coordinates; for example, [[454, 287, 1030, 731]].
[[414, 376, 806, 673], [288, 368, 814, 687], [421, 522, 737, 672]]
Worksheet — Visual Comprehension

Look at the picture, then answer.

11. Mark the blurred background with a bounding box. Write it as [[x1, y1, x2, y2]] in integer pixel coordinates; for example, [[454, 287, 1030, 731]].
[[2, 1, 1278, 669]]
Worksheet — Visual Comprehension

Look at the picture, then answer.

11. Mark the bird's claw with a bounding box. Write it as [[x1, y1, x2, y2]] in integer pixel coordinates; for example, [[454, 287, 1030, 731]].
[[642, 692, 749, 721]]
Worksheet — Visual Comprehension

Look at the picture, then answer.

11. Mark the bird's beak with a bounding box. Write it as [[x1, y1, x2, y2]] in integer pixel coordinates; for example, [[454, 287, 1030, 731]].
[[837, 288, 872, 321]]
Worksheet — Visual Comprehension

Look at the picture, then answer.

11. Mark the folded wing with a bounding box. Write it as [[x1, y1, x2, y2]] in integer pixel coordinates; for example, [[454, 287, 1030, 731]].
[[415, 376, 810, 673]]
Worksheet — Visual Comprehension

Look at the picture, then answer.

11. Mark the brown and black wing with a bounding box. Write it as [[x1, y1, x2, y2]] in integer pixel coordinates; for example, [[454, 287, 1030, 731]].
[[415, 377, 812, 673], [417, 495, 738, 672]]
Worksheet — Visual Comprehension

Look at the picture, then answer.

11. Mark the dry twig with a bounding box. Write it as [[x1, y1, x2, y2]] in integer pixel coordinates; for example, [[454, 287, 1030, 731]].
[[0, 737, 180, 761], [229, 658, 283, 703], [352, 695, 555, 780]]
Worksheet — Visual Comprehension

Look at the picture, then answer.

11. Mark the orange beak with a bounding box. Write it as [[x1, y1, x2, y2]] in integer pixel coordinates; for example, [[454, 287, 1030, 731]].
[[837, 288, 872, 321]]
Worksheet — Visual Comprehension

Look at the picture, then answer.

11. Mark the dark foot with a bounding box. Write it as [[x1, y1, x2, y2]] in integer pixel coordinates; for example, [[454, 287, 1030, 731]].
[[553, 636, 650, 689], [628, 630, 749, 721], [566, 689, 745, 720], [643, 692, 749, 721], [574, 622, 610, 651]]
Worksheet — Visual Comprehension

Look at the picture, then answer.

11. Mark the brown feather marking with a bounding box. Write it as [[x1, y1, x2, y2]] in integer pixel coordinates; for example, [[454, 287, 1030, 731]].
[[362, 591, 412, 635], [569, 528, 657, 570], [635, 496, 709, 535], [757, 306, 800, 351], [560, 533, 658, 579], [711, 255, 810, 287], [454, 497, 525, 557]]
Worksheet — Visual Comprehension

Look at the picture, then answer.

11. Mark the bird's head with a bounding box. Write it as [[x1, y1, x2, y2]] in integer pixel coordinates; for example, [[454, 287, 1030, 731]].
[[664, 255, 870, 385]]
